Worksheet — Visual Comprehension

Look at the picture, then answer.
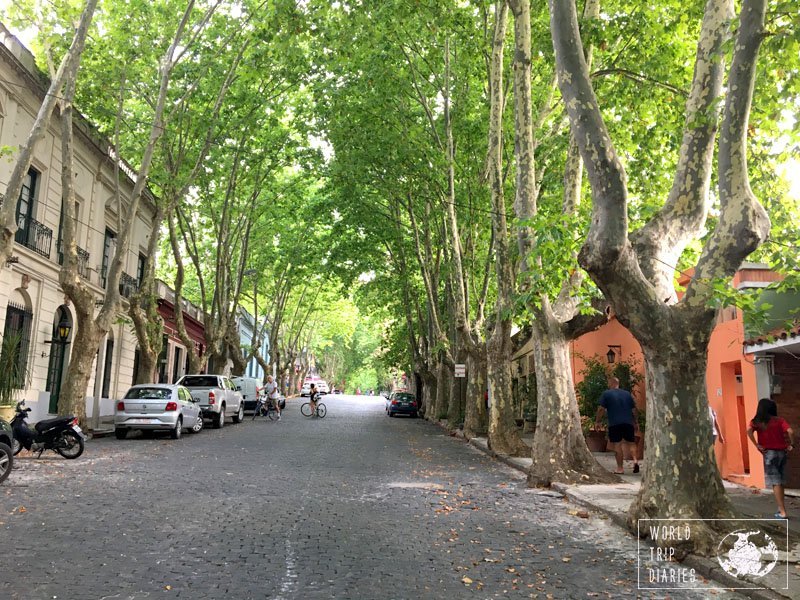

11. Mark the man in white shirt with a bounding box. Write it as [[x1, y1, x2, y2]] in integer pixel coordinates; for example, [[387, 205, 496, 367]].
[[265, 375, 280, 420]]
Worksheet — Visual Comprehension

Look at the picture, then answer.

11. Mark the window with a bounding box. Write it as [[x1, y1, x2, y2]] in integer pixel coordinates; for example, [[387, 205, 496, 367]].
[[16, 169, 38, 231], [137, 253, 147, 286], [1, 302, 33, 388], [101, 338, 114, 398], [101, 229, 117, 288], [124, 387, 171, 400]]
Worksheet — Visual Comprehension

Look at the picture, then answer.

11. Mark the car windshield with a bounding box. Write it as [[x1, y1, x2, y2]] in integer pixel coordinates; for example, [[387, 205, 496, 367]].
[[180, 376, 218, 387], [125, 387, 172, 400], [395, 393, 415, 402]]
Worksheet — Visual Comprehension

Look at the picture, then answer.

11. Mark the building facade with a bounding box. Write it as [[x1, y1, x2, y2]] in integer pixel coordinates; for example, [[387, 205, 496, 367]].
[[0, 24, 157, 424], [237, 307, 270, 381], [511, 263, 798, 492], [152, 279, 206, 383]]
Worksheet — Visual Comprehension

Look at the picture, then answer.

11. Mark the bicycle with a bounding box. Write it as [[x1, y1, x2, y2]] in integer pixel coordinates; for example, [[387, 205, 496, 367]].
[[252, 396, 280, 421], [300, 398, 326, 418]]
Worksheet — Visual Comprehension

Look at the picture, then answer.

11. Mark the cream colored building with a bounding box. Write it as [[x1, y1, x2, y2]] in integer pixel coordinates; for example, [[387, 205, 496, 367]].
[[0, 24, 157, 424]]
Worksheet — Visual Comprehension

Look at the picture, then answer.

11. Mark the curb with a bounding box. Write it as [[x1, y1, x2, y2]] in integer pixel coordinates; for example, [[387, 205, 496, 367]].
[[443, 423, 791, 600]]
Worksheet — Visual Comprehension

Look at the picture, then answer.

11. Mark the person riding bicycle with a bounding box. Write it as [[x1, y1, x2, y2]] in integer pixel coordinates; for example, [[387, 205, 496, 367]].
[[309, 383, 319, 415], [264, 375, 280, 420]]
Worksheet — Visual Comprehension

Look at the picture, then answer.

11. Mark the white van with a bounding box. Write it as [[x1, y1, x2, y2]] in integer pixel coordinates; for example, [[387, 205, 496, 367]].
[[231, 376, 262, 412]]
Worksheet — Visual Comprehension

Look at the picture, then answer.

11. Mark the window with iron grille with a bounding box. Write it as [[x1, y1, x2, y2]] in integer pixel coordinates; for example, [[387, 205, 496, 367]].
[[2, 302, 33, 389]]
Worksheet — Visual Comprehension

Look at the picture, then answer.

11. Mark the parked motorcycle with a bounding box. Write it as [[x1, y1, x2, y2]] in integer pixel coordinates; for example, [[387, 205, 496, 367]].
[[11, 400, 85, 459]]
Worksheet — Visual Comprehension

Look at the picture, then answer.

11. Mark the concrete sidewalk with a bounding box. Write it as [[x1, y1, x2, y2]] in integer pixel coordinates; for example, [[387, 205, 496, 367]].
[[465, 434, 800, 599]]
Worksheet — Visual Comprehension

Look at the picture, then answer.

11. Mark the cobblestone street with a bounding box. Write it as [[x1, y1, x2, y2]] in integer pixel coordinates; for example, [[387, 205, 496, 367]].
[[2, 396, 745, 599]]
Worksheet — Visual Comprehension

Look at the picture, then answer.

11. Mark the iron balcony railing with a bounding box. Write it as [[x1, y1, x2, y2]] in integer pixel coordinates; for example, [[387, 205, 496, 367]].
[[119, 271, 139, 298], [57, 240, 91, 280], [15, 215, 53, 258]]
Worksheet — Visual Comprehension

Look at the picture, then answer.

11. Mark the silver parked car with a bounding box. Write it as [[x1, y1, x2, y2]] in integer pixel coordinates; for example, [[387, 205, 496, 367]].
[[114, 384, 203, 440]]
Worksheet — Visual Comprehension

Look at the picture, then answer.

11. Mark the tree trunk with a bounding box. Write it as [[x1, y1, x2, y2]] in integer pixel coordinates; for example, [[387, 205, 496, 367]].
[[528, 315, 617, 486], [421, 370, 437, 420], [447, 347, 465, 428], [463, 350, 488, 438], [487, 319, 528, 456], [631, 326, 734, 556], [59, 317, 101, 424]]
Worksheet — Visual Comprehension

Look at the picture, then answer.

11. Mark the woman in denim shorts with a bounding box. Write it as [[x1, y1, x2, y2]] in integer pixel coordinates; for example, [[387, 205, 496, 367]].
[[747, 398, 794, 519]]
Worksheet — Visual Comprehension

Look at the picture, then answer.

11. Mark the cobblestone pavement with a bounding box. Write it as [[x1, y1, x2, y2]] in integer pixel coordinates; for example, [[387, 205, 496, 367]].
[[2, 395, 747, 600]]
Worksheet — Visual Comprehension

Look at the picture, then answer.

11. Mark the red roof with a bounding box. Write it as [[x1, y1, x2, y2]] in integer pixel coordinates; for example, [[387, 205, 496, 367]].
[[745, 321, 800, 346]]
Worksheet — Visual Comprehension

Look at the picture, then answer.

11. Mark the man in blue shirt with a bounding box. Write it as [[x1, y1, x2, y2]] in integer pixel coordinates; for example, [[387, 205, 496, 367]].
[[595, 377, 640, 475]]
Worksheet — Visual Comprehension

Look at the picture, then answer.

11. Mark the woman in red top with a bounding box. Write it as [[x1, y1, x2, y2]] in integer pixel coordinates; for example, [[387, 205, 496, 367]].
[[747, 398, 794, 518]]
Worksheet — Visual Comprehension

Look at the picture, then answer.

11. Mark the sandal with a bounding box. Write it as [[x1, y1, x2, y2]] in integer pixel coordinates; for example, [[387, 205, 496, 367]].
[[773, 512, 788, 519], [613, 470, 624, 475]]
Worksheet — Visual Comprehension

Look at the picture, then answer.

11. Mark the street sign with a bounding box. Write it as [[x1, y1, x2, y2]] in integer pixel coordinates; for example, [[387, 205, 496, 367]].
[[454, 364, 466, 378]]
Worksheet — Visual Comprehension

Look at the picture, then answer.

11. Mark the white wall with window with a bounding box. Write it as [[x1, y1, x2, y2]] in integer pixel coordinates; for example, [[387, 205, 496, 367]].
[[0, 25, 158, 424]]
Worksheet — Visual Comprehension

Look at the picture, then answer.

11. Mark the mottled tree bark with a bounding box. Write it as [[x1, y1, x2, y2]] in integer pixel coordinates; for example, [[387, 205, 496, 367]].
[[485, 1, 527, 456], [550, 0, 771, 553]]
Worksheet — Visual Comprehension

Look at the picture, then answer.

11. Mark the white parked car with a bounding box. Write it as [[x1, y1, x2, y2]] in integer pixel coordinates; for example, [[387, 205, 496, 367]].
[[114, 384, 203, 440], [317, 381, 330, 394]]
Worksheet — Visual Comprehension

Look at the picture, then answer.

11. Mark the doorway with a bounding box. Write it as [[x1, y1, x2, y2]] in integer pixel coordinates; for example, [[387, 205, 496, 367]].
[[46, 306, 73, 414]]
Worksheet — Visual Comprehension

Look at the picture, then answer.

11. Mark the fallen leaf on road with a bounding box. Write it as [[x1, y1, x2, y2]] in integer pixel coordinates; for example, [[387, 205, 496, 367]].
[[462, 577, 473, 585]]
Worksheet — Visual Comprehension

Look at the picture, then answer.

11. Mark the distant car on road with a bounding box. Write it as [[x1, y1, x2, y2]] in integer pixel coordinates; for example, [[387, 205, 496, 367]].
[[387, 392, 418, 418], [115, 384, 204, 440], [317, 381, 330, 394], [332, 388, 342, 394], [176, 374, 245, 428]]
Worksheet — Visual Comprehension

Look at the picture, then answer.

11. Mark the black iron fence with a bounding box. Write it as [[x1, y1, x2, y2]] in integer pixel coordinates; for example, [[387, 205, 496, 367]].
[[57, 240, 91, 280], [14, 215, 53, 258]]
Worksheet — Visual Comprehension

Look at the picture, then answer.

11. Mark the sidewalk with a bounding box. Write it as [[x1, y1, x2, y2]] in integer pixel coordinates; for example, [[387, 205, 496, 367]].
[[464, 433, 800, 600]]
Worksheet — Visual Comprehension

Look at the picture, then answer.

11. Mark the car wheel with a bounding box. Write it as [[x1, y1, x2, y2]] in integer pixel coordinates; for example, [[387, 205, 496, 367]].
[[171, 417, 182, 440], [412, 412, 418, 419], [232, 404, 244, 423], [191, 414, 204, 433], [12, 437, 22, 455], [114, 428, 127, 440], [213, 408, 225, 429], [388, 411, 394, 418], [0, 442, 13, 484]]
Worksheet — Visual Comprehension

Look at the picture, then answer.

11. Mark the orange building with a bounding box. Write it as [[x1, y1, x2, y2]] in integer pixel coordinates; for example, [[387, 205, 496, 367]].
[[513, 262, 797, 492]]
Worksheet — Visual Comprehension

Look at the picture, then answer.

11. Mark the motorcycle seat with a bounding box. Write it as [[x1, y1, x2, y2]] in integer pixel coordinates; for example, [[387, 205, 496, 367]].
[[35, 416, 74, 432]]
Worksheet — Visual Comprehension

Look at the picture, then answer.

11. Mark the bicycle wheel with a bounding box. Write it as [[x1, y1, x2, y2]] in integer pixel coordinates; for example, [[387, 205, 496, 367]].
[[268, 406, 278, 421], [300, 402, 312, 417], [252, 403, 260, 420], [316, 403, 327, 418]]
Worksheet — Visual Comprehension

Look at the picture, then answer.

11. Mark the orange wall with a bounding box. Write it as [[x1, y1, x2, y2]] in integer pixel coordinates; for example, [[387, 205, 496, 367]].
[[705, 315, 763, 488], [569, 309, 766, 489], [570, 316, 646, 409]]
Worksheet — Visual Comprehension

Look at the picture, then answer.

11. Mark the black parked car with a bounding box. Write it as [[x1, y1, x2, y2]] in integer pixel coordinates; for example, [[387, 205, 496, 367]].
[[387, 392, 418, 418], [0, 416, 13, 484]]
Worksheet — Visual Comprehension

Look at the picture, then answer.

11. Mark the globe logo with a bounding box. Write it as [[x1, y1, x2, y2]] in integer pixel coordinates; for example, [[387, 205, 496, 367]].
[[716, 529, 779, 578]]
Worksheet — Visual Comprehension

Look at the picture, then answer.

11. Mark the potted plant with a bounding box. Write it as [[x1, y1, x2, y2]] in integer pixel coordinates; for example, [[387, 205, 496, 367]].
[[0, 331, 28, 421], [576, 356, 611, 452]]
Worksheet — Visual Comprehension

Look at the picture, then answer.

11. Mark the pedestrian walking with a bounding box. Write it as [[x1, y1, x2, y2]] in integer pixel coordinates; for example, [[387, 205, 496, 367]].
[[747, 398, 794, 518], [709, 405, 724, 445], [595, 376, 639, 475]]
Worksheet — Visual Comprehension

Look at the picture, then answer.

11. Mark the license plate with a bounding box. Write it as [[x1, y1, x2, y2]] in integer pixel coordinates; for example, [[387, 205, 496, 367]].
[[129, 418, 157, 424]]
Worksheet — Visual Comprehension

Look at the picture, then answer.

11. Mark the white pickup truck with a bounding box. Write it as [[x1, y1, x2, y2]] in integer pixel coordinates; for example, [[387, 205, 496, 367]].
[[175, 374, 244, 429]]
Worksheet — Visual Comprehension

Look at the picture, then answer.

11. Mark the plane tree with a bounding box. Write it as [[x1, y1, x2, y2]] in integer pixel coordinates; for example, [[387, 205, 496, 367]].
[[548, 0, 788, 553]]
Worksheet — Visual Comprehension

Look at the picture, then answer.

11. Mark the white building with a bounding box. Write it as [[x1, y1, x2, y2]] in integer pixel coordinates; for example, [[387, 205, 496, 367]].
[[0, 24, 157, 424]]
